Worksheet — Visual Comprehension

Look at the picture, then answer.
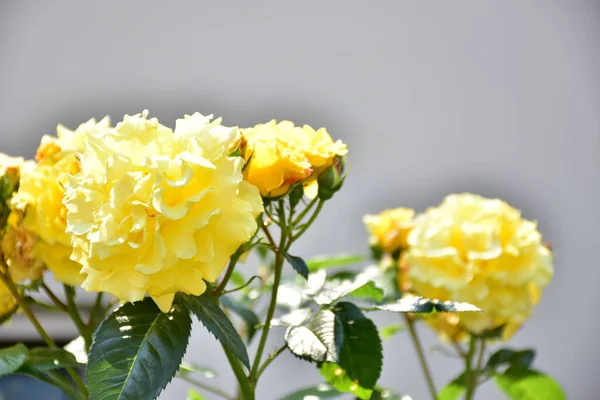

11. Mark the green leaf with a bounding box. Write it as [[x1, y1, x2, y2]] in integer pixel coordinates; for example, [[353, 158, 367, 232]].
[[485, 348, 535, 372], [220, 295, 260, 342], [368, 389, 410, 400], [334, 302, 382, 390], [285, 308, 343, 363], [87, 297, 192, 400], [182, 292, 250, 369], [21, 347, 80, 372], [179, 362, 218, 379], [0, 343, 28, 376], [320, 362, 372, 399], [348, 281, 384, 303], [272, 308, 313, 327], [306, 254, 365, 272], [280, 383, 343, 400], [494, 368, 567, 400], [380, 323, 405, 340], [357, 265, 401, 302], [187, 388, 206, 400], [438, 372, 466, 400], [314, 273, 381, 306], [284, 253, 309, 279], [370, 296, 481, 313]]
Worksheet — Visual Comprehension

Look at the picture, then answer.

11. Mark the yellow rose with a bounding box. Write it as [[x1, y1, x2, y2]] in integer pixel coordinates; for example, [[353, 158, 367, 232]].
[[64, 111, 263, 312], [11, 118, 110, 286], [405, 193, 553, 340], [364, 208, 416, 254], [239, 120, 347, 198]]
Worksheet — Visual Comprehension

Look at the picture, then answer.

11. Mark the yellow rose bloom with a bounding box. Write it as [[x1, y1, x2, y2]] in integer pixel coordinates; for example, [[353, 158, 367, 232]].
[[363, 208, 416, 254], [64, 111, 263, 312], [12, 118, 109, 286], [239, 120, 347, 198], [405, 193, 553, 340]]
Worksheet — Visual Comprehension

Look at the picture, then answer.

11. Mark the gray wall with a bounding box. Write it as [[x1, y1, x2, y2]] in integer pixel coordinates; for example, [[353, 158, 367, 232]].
[[1, 1, 599, 399]]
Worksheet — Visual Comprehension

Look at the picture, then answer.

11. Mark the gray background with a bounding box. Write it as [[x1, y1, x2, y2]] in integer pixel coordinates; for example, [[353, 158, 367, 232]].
[[1, 1, 599, 399]]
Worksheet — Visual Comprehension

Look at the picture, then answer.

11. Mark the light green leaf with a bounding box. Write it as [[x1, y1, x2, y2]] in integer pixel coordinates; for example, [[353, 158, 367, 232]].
[[220, 295, 260, 342], [334, 302, 382, 390], [370, 296, 481, 313], [284, 253, 309, 279], [179, 362, 218, 379], [272, 308, 313, 327], [285, 308, 343, 364], [187, 388, 206, 400], [0, 343, 28, 376], [306, 254, 365, 272], [280, 383, 343, 400], [21, 347, 80, 372], [438, 372, 466, 400], [182, 292, 250, 369], [87, 297, 192, 400], [348, 281, 384, 303], [380, 324, 405, 340], [314, 274, 381, 306], [494, 368, 567, 400], [320, 362, 372, 400]]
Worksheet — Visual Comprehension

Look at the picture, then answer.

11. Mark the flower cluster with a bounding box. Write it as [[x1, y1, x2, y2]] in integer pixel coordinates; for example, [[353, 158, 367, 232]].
[[366, 193, 554, 341], [237, 120, 348, 198]]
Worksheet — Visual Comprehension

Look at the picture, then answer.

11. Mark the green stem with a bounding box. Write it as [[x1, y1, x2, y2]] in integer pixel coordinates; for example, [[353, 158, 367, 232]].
[[250, 223, 286, 382], [292, 197, 318, 226], [0, 271, 88, 397], [87, 292, 105, 328], [223, 344, 254, 400], [291, 199, 324, 242], [178, 373, 234, 399], [63, 285, 92, 351], [41, 283, 68, 312], [215, 251, 242, 297], [465, 336, 478, 400], [256, 345, 287, 379], [404, 315, 439, 400]]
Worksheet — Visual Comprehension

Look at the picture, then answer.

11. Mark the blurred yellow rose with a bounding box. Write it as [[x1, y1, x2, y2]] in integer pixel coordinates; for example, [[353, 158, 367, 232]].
[[239, 120, 347, 198], [0, 155, 45, 319], [12, 118, 109, 286], [364, 208, 415, 254], [405, 193, 553, 340], [64, 111, 263, 312]]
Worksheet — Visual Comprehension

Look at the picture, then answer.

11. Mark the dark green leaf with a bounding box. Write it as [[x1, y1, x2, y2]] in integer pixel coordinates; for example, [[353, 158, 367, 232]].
[[284, 253, 309, 279], [494, 368, 567, 400], [0, 343, 28, 376], [285, 308, 343, 364], [179, 362, 218, 379], [320, 362, 372, 399], [438, 372, 467, 400], [334, 302, 382, 390], [182, 292, 250, 369], [187, 388, 206, 400], [220, 295, 260, 342], [476, 324, 506, 340], [371, 296, 481, 313], [87, 297, 192, 400], [486, 349, 536, 372], [280, 383, 343, 400], [21, 347, 80, 372], [306, 254, 365, 272], [380, 324, 405, 340]]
